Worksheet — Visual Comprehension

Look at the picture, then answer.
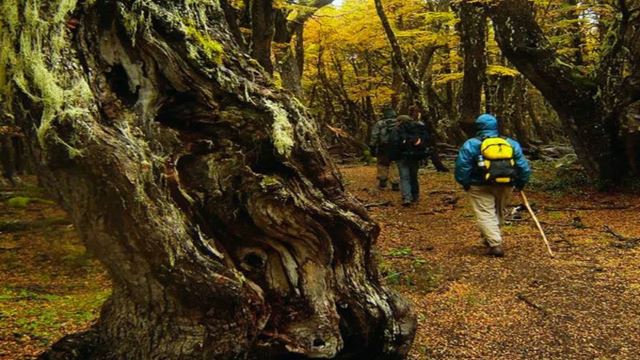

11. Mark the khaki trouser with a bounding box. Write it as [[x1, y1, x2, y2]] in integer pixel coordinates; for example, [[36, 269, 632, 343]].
[[376, 153, 399, 185], [468, 185, 512, 247]]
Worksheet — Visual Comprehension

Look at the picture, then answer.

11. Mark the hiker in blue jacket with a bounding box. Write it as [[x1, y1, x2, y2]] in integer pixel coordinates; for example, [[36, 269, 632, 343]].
[[455, 114, 531, 257]]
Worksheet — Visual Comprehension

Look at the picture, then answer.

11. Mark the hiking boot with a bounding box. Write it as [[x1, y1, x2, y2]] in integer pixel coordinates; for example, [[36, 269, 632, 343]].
[[402, 200, 412, 207], [391, 183, 400, 191], [488, 245, 505, 257], [378, 179, 388, 189]]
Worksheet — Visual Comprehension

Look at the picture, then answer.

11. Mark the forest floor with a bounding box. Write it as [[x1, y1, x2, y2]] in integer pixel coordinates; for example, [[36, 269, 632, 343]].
[[341, 162, 640, 359], [1, 162, 639, 359], [0, 178, 109, 359]]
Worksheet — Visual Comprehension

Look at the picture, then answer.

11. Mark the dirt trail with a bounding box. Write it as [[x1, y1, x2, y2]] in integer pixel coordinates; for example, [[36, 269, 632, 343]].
[[341, 164, 640, 359], [1, 166, 639, 359]]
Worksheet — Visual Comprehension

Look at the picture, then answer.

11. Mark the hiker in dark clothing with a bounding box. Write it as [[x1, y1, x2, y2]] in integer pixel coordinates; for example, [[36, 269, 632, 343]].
[[370, 107, 399, 190], [455, 114, 531, 257], [390, 115, 430, 206]]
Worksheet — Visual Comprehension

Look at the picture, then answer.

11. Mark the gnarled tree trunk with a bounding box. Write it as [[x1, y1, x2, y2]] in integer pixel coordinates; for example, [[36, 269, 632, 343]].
[[486, 0, 640, 184], [0, 1, 415, 359]]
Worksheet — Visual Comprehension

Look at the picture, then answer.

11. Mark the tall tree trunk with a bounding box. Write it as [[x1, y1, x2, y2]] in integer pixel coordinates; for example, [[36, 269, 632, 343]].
[[275, 43, 304, 96], [457, 2, 487, 137], [0, 1, 416, 358], [273, 11, 304, 95], [526, 90, 551, 143], [483, 79, 494, 115], [566, 0, 584, 66], [251, 0, 276, 74], [220, 0, 249, 51], [391, 58, 404, 109], [487, 0, 639, 184], [0, 129, 18, 186], [374, 0, 449, 172], [272, 0, 332, 96], [505, 76, 530, 147], [442, 44, 456, 119]]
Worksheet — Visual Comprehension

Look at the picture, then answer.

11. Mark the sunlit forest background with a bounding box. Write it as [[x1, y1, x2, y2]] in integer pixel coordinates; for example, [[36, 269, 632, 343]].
[[299, 0, 602, 153]]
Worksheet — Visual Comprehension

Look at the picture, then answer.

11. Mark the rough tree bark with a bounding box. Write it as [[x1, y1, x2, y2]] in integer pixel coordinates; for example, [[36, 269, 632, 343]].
[[486, 0, 640, 184], [274, 24, 305, 96], [374, 0, 450, 172], [0, 1, 416, 359]]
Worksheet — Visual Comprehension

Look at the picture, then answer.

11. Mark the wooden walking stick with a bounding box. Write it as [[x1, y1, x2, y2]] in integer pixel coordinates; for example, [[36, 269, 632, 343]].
[[520, 191, 554, 257]]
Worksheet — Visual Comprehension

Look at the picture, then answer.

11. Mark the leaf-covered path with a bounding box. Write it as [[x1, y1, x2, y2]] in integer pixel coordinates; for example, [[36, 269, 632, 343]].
[[1, 165, 639, 359], [0, 179, 109, 359], [341, 164, 640, 359]]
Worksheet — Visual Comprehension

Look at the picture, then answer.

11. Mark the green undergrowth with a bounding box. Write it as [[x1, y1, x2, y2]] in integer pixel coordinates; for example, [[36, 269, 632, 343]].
[[529, 159, 591, 195], [362, 149, 375, 164], [380, 247, 443, 293], [529, 158, 640, 194], [6, 196, 55, 208], [0, 217, 70, 232]]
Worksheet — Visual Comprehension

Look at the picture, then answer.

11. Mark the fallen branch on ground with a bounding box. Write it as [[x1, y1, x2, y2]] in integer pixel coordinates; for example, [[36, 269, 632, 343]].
[[603, 225, 640, 248], [603, 225, 639, 241], [382, 269, 413, 281], [553, 233, 574, 247], [364, 201, 392, 209], [544, 205, 633, 211], [516, 293, 548, 315], [428, 190, 457, 195], [0, 241, 21, 250], [0, 218, 71, 232]]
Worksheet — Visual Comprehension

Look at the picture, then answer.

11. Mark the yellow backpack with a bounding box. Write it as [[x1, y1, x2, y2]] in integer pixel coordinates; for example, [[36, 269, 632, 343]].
[[479, 137, 516, 184]]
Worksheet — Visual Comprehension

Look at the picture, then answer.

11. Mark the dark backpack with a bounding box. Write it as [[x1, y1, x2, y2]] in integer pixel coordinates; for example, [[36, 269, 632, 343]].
[[394, 120, 430, 160]]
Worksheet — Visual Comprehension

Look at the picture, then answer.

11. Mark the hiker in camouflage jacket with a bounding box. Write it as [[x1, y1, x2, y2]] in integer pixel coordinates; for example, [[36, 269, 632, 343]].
[[370, 107, 399, 190]]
